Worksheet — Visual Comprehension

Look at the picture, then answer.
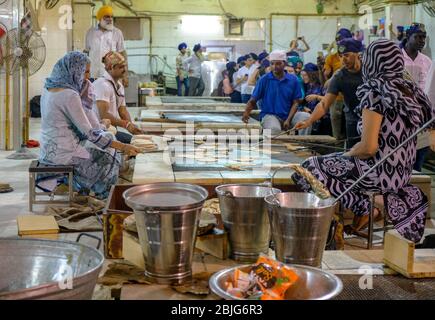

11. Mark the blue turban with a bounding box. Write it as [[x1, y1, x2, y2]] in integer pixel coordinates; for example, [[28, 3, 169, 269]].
[[406, 23, 426, 38], [193, 43, 202, 52], [338, 38, 363, 54], [258, 51, 269, 62], [336, 28, 353, 41], [303, 63, 318, 72], [237, 56, 246, 64], [397, 26, 404, 33], [226, 61, 237, 71], [286, 51, 300, 57], [178, 42, 187, 51], [260, 59, 270, 68], [287, 56, 303, 68], [247, 53, 258, 61]]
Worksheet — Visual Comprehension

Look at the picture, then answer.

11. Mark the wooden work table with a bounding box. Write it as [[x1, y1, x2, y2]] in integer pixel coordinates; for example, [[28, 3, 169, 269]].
[[95, 249, 396, 300]]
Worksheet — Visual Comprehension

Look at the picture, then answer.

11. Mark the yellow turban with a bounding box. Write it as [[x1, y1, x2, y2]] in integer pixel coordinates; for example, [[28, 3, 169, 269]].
[[96, 5, 113, 21]]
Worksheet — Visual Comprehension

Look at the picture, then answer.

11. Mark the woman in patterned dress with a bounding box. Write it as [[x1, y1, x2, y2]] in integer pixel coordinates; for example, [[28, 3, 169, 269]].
[[39, 51, 141, 199], [292, 39, 433, 242]]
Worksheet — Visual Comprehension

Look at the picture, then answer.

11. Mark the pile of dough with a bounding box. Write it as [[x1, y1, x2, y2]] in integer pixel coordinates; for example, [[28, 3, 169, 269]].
[[131, 138, 158, 151]]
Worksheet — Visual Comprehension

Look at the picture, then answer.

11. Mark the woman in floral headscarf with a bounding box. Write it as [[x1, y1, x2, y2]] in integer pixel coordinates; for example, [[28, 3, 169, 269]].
[[292, 39, 434, 243], [40, 51, 141, 198]]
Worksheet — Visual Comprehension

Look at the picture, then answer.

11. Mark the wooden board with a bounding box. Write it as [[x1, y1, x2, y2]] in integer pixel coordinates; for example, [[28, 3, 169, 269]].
[[17, 215, 59, 236], [275, 135, 337, 143], [383, 230, 435, 278]]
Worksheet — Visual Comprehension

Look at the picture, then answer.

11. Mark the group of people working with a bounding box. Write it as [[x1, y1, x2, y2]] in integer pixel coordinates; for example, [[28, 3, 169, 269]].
[[238, 24, 434, 242], [38, 12, 435, 244]]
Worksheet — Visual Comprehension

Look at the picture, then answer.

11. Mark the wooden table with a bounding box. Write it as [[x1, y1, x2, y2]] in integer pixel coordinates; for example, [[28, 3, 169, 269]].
[[115, 249, 394, 300]]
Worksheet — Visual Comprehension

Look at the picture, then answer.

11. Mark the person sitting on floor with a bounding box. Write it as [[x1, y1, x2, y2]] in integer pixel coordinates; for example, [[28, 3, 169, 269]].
[[291, 39, 434, 243], [93, 51, 143, 144], [241, 50, 305, 136], [39, 51, 141, 199]]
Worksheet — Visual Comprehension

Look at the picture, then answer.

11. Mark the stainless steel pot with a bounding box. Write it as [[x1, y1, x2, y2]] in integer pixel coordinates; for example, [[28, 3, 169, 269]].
[[215, 184, 281, 262], [123, 182, 208, 284], [265, 192, 337, 267], [0, 238, 104, 300]]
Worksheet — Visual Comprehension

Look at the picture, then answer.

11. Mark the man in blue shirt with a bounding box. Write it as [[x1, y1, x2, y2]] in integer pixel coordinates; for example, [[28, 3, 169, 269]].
[[242, 50, 305, 136]]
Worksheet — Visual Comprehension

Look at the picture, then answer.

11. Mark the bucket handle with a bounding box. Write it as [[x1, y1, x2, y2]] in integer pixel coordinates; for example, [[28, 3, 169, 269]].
[[76, 233, 102, 250], [325, 219, 338, 249], [267, 165, 294, 207], [219, 190, 235, 198]]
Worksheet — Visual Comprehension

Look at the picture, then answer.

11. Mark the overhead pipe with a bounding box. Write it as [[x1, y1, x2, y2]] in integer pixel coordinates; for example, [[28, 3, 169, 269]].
[[268, 12, 363, 52]]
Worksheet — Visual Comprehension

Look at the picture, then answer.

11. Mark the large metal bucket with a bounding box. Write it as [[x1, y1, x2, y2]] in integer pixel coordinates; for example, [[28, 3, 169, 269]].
[[0, 238, 104, 300], [216, 184, 281, 262], [123, 182, 208, 285], [265, 192, 336, 267]]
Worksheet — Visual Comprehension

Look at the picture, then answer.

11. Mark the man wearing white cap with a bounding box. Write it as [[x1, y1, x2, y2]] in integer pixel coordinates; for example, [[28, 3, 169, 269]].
[[84, 5, 128, 86], [242, 50, 305, 136]]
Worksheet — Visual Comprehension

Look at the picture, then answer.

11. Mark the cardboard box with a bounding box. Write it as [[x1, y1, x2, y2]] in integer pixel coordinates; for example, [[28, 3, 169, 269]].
[[103, 184, 135, 259]]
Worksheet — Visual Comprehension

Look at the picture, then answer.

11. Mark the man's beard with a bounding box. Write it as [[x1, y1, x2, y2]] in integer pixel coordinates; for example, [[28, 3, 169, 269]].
[[100, 19, 114, 31]]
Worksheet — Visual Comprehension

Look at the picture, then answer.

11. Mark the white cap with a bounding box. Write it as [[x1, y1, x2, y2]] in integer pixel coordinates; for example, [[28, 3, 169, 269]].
[[269, 50, 287, 62]]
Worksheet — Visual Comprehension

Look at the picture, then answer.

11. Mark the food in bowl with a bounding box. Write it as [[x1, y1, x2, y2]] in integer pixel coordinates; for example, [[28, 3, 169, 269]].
[[223, 255, 300, 300]]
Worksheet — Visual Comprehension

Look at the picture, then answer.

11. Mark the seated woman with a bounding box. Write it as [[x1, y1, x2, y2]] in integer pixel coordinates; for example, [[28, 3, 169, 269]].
[[81, 63, 111, 131], [292, 39, 433, 243], [300, 63, 332, 136], [39, 51, 141, 199]]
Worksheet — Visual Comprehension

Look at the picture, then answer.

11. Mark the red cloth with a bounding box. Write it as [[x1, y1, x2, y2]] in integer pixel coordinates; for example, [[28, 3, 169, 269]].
[[26, 140, 40, 148]]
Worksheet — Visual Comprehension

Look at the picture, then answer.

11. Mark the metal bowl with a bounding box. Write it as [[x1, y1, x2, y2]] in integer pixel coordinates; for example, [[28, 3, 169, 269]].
[[0, 238, 104, 300], [209, 264, 343, 300]]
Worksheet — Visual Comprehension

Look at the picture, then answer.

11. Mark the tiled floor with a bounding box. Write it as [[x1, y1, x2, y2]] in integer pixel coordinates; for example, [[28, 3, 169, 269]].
[[1, 118, 435, 248]]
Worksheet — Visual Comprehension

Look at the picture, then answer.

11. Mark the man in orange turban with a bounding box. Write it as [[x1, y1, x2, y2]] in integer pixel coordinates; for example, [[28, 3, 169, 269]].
[[84, 5, 129, 87]]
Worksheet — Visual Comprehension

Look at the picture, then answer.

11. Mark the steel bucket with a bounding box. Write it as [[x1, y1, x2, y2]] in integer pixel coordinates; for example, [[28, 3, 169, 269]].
[[0, 238, 104, 300], [123, 182, 208, 285], [265, 192, 336, 267], [215, 184, 281, 262]]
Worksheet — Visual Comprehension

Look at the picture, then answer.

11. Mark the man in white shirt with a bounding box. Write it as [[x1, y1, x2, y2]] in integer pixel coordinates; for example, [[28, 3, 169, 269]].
[[402, 23, 433, 171], [84, 5, 129, 87], [93, 51, 142, 144], [237, 53, 259, 103], [184, 44, 205, 96], [425, 63, 435, 153], [402, 23, 432, 90]]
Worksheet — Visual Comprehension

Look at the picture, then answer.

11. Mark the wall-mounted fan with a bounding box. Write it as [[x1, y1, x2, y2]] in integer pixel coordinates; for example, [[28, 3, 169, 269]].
[[1, 28, 46, 159], [0, 28, 46, 75], [422, 0, 435, 17]]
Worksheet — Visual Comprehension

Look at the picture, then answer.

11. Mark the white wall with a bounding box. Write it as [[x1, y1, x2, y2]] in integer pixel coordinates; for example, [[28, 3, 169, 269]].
[[125, 16, 265, 77], [28, 0, 74, 100], [269, 16, 359, 64]]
